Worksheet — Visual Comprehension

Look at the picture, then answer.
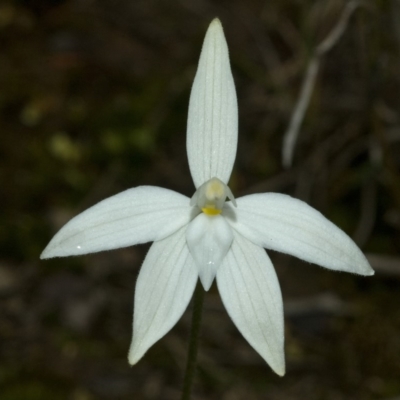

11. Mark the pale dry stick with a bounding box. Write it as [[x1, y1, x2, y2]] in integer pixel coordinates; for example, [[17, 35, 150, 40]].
[[282, 0, 365, 168], [352, 178, 377, 247]]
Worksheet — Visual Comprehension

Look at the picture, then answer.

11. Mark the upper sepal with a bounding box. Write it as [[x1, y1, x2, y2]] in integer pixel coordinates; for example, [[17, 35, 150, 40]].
[[187, 18, 238, 188]]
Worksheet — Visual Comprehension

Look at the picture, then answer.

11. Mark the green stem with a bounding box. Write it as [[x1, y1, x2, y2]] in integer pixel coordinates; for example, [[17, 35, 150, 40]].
[[180, 283, 205, 400]]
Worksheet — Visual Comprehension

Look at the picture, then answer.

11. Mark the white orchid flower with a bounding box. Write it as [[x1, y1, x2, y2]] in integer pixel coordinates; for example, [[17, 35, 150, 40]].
[[41, 18, 374, 376]]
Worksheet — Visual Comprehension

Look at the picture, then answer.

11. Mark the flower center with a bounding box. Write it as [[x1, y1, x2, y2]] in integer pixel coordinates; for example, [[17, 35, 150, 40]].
[[190, 177, 236, 215], [202, 205, 222, 216]]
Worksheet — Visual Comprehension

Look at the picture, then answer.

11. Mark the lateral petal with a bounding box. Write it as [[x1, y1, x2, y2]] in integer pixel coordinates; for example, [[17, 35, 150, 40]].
[[128, 227, 198, 365], [223, 193, 374, 275], [41, 186, 194, 259], [187, 18, 238, 188], [217, 232, 285, 376], [186, 213, 233, 291]]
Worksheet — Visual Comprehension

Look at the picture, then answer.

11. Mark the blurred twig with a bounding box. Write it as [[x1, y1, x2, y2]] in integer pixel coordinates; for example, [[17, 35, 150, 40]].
[[284, 292, 354, 317], [352, 177, 377, 247], [366, 254, 400, 278], [282, 0, 366, 168], [352, 135, 380, 247]]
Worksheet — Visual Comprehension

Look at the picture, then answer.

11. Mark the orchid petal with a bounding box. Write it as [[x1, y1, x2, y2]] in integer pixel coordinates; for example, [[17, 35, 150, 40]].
[[187, 18, 238, 188], [217, 232, 285, 376], [128, 227, 198, 365], [41, 186, 194, 259], [223, 193, 374, 275], [186, 213, 233, 291]]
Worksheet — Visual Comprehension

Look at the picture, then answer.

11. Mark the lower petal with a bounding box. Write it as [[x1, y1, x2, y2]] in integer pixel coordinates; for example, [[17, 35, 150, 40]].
[[128, 226, 198, 365], [216, 231, 285, 376]]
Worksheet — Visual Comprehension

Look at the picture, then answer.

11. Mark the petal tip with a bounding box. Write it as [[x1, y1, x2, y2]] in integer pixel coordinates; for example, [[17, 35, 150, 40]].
[[40, 241, 75, 259], [209, 17, 222, 28], [128, 346, 141, 366], [270, 354, 286, 377], [357, 259, 375, 276], [40, 246, 53, 260], [206, 18, 225, 43], [200, 277, 212, 291], [366, 268, 375, 276], [272, 360, 286, 377]]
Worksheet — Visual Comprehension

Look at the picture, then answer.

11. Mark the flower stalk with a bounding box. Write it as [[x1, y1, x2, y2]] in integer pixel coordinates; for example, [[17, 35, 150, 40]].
[[181, 283, 205, 400]]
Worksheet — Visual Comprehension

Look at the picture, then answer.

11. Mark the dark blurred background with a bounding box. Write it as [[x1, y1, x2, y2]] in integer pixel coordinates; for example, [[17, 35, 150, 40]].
[[1, 0, 400, 399]]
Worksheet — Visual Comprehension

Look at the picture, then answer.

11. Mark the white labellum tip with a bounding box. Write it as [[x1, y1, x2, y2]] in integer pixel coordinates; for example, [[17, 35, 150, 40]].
[[186, 213, 233, 291]]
